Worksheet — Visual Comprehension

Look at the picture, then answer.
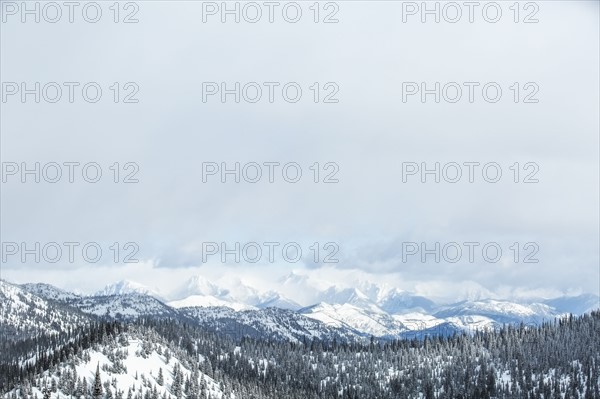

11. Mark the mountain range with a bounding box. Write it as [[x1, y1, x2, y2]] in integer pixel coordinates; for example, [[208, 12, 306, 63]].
[[2, 276, 598, 342]]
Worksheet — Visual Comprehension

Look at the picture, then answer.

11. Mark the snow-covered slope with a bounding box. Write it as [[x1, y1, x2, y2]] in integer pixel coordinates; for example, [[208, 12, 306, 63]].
[[20, 282, 82, 302], [300, 297, 578, 338], [299, 302, 411, 338], [72, 294, 179, 320], [181, 306, 364, 342], [4, 327, 230, 399], [434, 299, 561, 326], [317, 287, 374, 309], [254, 292, 302, 311], [0, 280, 90, 340]]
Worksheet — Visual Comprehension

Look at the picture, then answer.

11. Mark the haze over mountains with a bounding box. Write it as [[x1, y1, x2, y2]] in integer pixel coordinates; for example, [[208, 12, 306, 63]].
[[2, 275, 598, 341]]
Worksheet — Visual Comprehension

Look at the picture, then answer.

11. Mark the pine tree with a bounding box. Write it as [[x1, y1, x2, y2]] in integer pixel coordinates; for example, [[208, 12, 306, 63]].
[[156, 369, 163, 386], [93, 364, 103, 399]]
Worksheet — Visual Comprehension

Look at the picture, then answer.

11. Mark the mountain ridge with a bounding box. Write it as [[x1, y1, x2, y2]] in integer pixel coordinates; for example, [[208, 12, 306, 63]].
[[7, 278, 599, 340]]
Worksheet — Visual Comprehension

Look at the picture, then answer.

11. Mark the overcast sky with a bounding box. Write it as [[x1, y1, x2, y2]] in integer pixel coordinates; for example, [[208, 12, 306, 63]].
[[1, 1, 598, 300]]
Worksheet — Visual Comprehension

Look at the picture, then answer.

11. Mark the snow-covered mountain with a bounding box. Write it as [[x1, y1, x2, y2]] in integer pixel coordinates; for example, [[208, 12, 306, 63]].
[[376, 288, 437, 314], [299, 296, 583, 338], [73, 294, 180, 320], [3, 277, 599, 341], [170, 276, 301, 311], [317, 287, 374, 308], [8, 280, 179, 321], [253, 292, 302, 311], [173, 275, 228, 299], [300, 302, 409, 338], [181, 306, 363, 342], [543, 294, 600, 315], [95, 280, 163, 299], [0, 280, 90, 340], [20, 282, 82, 302], [3, 301, 598, 399], [168, 295, 254, 311], [433, 299, 560, 326]]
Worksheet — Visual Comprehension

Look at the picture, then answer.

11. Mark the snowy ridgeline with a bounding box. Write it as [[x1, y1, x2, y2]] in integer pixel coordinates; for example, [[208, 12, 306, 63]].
[[5, 330, 229, 399], [6, 279, 600, 343]]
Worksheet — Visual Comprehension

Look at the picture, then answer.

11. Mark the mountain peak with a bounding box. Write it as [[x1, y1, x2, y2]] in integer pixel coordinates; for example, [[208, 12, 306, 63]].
[[20, 282, 81, 301], [174, 275, 229, 299], [95, 280, 162, 298]]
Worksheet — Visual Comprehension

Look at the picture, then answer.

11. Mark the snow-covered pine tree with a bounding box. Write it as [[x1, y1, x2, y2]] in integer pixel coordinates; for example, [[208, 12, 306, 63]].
[[93, 364, 103, 399], [156, 369, 163, 387]]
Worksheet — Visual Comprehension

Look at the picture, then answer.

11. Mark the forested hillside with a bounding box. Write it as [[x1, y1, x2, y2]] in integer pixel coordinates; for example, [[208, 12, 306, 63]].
[[2, 312, 599, 398]]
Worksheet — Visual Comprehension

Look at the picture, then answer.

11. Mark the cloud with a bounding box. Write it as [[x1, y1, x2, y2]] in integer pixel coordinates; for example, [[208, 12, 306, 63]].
[[1, 1, 598, 299]]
